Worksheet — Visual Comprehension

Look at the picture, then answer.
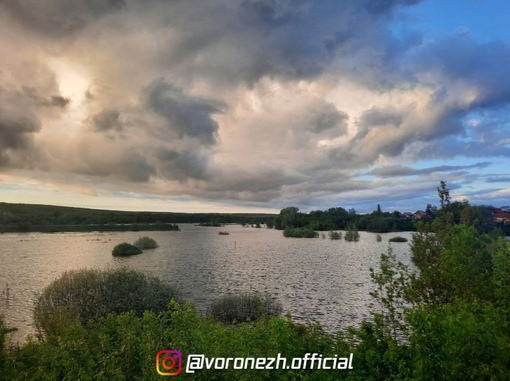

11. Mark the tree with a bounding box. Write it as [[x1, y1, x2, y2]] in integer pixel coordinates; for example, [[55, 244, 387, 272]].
[[274, 206, 302, 230], [437, 180, 451, 209]]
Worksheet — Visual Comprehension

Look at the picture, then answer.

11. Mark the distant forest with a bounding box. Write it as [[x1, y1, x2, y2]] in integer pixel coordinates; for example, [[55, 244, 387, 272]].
[[273, 201, 506, 235], [273, 206, 415, 233], [0, 202, 272, 233]]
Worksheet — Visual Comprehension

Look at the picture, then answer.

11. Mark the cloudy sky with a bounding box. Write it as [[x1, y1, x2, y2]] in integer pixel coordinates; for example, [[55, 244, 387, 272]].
[[1, 0, 509, 213]]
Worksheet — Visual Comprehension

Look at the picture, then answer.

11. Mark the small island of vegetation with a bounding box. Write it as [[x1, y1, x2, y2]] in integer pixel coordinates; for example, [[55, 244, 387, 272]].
[[133, 236, 159, 250], [283, 226, 318, 238], [389, 236, 408, 243], [112, 242, 143, 256], [344, 223, 360, 242], [329, 230, 342, 240]]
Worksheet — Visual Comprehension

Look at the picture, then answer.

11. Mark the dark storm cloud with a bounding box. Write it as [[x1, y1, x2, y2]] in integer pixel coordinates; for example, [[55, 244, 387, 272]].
[[0, 113, 40, 153], [156, 149, 209, 181], [75, 149, 155, 183], [146, 79, 223, 145], [367, 162, 491, 178], [0, 118, 40, 167], [1, 0, 125, 36], [147, 0, 427, 88], [49, 95, 71, 108], [310, 103, 348, 134], [353, 106, 404, 141], [360, 106, 403, 128], [412, 35, 510, 109], [410, 136, 510, 161], [0, 86, 43, 166], [92, 109, 123, 133], [117, 151, 155, 183], [235, 0, 335, 79]]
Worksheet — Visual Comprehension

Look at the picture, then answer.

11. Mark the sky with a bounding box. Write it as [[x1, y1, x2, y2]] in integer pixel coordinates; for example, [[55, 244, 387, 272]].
[[0, 0, 509, 214]]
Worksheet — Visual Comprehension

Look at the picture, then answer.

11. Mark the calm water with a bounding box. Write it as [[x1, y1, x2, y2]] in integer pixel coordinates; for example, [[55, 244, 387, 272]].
[[0, 225, 414, 343]]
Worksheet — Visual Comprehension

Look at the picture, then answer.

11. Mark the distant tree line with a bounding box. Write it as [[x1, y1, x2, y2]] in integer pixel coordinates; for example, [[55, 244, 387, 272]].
[[271, 189, 504, 235], [273, 205, 415, 233], [0, 203, 273, 232]]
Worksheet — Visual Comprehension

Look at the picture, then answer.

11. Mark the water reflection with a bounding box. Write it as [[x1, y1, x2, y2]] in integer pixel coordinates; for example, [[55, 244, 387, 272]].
[[0, 226, 414, 343]]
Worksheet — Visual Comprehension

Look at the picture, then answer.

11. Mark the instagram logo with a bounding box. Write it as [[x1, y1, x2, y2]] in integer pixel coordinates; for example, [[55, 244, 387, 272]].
[[156, 350, 182, 376]]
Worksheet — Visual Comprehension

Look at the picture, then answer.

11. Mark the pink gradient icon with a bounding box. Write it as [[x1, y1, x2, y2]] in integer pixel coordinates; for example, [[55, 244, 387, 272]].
[[156, 350, 182, 376]]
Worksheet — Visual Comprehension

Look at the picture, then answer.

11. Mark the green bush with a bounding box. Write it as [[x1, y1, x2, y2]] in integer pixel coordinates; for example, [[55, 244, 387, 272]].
[[376, 234, 382, 242], [329, 230, 342, 240], [208, 294, 282, 324], [389, 236, 408, 243], [133, 236, 158, 249], [34, 268, 179, 336], [283, 227, 318, 238], [344, 223, 360, 242], [112, 242, 143, 256]]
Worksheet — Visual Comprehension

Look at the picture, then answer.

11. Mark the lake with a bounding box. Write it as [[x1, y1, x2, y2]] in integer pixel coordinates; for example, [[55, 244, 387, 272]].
[[0, 224, 414, 343]]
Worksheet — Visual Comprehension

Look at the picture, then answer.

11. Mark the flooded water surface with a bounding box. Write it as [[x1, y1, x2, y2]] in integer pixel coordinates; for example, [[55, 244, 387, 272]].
[[0, 225, 414, 342]]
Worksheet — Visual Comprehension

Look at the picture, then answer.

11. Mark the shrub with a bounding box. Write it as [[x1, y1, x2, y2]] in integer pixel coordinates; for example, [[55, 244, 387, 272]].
[[218, 231, 230, 235], [329, 230, 342, 240], [34, 268, 179, 336], [376, 234, 382, 242], [207, 294, 282, 324], [133, 236, 158, 249], [112, 242, 142, 256], [344, 223, 360, 242], [389, 236, 408, 243], [283, 227, 318, 238]]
